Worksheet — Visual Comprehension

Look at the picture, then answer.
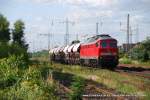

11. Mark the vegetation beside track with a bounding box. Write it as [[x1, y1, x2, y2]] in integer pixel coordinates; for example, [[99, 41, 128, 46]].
[[0, 13, 149, 99], [119, 37, 150, 68], [49, 62, 150, 100], [0, 56, 58, 99], [119, 57, 150, 68], [1, 54, 149, 99]]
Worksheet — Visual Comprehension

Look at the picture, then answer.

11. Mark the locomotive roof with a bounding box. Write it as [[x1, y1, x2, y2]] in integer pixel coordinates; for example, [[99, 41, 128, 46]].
[[83, 34, 115, 44]]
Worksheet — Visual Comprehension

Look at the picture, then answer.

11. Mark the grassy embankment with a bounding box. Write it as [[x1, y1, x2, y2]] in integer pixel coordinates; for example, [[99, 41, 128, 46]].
[[50, 62, 150, 100], [0, 55, 86, 100], [30, 55, 150, 99], [2, 54, 149, 99], [0, 56, 58, 99], [119, 57, 150, 68]]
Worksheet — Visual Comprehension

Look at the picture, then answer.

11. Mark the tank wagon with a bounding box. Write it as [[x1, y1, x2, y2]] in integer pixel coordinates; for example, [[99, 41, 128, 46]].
[[49, 34, 118, 69]]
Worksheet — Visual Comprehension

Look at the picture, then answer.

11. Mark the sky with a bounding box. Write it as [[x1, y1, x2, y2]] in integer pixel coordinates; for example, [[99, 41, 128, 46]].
[[0, 0, 150, 52]]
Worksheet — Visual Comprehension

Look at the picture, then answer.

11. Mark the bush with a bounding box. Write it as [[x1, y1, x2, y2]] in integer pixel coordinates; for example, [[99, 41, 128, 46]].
[[0, 57, 57, 99], [119, 49, 125, 58], [129, 37, 150, 61], [119, 57, 132, 64], [0, 43, 29, 64], [0, 43, 11, 58], [69, 76, 85, 100], [0, 55, 27, 89]]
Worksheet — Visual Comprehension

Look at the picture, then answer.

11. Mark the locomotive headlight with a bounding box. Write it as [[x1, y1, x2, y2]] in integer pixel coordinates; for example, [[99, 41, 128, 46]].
[[98, 57, 102, 62]]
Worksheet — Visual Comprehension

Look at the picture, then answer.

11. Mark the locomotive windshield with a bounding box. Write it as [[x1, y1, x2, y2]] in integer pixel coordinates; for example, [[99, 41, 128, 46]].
[[101, 41, 117, 48], [83, 34, 111, 43], [109, 42, 117, 48], [101, 41, 107, 48]]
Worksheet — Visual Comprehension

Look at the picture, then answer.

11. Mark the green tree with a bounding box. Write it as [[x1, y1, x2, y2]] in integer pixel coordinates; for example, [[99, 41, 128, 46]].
[[12, 20, 29, 63], [142, 37, 150, 50], [0, 14, 10, 42], [142, 37, 150, 61], [130, 37, 150, 61], [12, 20, 28, 50]]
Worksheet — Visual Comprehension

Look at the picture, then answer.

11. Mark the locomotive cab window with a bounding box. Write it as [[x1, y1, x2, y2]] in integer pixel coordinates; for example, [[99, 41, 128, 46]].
[[109, 42, 117, 48], [95, 42, 98, 47], [101, 41, 107, 48]]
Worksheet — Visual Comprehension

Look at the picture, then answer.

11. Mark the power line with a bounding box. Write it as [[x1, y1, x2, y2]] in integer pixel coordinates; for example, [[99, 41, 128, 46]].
[[129, 26, 132, 49], [136, 24, 139, 43], [39, 20, 53, 50], [96, 22, 99, 35], [127, 14, 130, 52], [76, 33, 79, 40], [39, 33, 52, 50], [59, 18, 74, 46], [120, 14, 131, 52], [96, 19, 103, 35]]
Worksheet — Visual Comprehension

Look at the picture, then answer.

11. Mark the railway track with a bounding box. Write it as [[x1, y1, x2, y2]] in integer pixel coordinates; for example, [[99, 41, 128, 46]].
[[51, 63, 149, 99], [84, 64, 150, 79], [117, 64, 150, 79], [57, 81, 126, 100], [116, 69, 150, 79], [83, 80, 140, 100], [55, 78, 129, 100]]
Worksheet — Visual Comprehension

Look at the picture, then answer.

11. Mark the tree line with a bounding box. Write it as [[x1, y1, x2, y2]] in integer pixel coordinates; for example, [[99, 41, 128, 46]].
[[0, 14, 28, 61], [129, 37, 150, 61]]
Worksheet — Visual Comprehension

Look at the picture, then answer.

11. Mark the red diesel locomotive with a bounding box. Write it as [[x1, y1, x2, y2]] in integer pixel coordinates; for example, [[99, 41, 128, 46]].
[[80, 34, 118, 68], [50, 34, 119, 69]]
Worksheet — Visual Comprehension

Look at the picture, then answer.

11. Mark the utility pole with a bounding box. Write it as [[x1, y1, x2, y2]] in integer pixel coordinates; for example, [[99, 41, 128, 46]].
[[96, 22, 99, 35], [39, 20, 53, 50], [127, 14, 130, 52], [39, 33, 52, 50], [100, 21, 103, 34], [60, 18, 74, 46], [129, 26, 132, 50], [136, 24, 139, 43], [76, 33, 79, 40], [33, 40, 35, 53], [96, 19, 103, 34]]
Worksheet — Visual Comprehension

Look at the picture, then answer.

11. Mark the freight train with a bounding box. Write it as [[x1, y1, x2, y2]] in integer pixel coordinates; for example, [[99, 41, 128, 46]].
[[49, 34, 119, 69]]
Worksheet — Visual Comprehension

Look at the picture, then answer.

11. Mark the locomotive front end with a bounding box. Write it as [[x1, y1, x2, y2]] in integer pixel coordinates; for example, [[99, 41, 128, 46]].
[[98, 38, 119, 68]]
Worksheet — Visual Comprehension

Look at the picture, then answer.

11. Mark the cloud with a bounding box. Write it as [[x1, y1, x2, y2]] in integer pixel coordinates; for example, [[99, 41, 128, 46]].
[[66, 8, 90, 21], [142, 0, 150, 3], [28, 0, 118, 7], [66, 9, 113, 21], [95, 10, 113, 17], [83, 0, 118, 6]]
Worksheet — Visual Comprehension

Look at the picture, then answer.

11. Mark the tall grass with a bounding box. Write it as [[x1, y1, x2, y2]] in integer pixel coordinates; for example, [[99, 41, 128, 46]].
[[119, 57, 132, 64], [0, 56, 58, 99], [51, 63, 150, 99], [68, 76, 85, 100]]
